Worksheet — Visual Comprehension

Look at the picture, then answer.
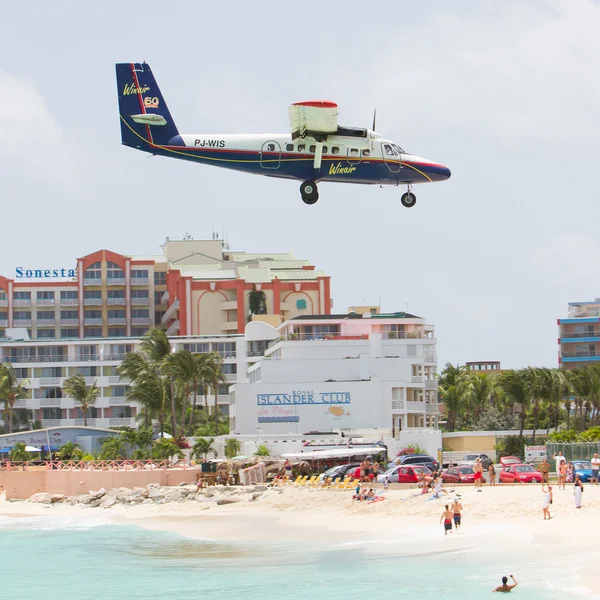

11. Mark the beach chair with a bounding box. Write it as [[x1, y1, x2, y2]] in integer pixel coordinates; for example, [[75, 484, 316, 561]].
[[292, 475, 302, 485], [326, 477, 340, 490], [334, 477, 351, 490], [295, 476, 308, 487], [338, 477, 355, 491], [306, 476, 319, 487]]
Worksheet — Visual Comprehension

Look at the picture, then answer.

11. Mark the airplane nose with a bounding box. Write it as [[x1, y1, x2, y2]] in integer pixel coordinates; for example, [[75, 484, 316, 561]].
[[440, 165, 451, 180]]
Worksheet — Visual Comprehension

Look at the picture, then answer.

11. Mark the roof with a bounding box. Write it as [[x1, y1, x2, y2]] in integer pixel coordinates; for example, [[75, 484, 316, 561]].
[[291, 311, 422, 320], [281, 446, 387, 460]]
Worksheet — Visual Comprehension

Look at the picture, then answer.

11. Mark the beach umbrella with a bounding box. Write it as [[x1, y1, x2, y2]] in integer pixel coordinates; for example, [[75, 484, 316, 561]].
[[25, 446, 41, 452], [231, 455, 249, 460]]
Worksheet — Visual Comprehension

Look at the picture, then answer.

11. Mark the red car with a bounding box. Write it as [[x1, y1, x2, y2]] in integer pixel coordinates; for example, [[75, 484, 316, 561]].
[[499, 456, 522, 467], [378, 465, 432, 484], [442, 466, 487, 484], [499, 464, 543, 484]]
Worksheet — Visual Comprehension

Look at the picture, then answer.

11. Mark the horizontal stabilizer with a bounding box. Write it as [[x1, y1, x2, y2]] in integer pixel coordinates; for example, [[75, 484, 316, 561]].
[[131, 113, 168, 126]]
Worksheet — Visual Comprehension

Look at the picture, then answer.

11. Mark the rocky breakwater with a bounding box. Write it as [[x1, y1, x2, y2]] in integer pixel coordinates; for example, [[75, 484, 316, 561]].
[[27, 483, 270, 509]]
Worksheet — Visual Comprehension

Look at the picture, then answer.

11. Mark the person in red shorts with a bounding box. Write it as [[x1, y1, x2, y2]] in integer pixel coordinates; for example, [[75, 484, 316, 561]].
[[474, 458, 483, 492]]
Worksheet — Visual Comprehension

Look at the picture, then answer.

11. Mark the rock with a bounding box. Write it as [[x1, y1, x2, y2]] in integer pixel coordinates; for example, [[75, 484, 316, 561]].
[[89, 499, 101, 508], [78, 494, 93, 505], [178, 481, 188, 486], [51, 494, 65, 504], [105, 488, 120, 497], [252, 485, 268, 492], [132, 487, 148, 498], [165, 490, 184, 502], [118, 487, 132, 495], [126, 495, 145, 504], [216, 497, 242, 505], [69, 497, 80, 505], [141, 499, 153, 505], [251, 492, 263, 501], [146, 483, 160, 489], [148, 488, 165, 501], [29, 492, 52, 504], [88, 488, 107, 500], [179, 488, 191, 497], [100, 496, 117, 509]]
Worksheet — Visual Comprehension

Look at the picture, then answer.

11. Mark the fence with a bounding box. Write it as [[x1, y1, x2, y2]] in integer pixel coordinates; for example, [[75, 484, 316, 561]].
[[546, 443, 600, 466], [0, 460, 190, 472]]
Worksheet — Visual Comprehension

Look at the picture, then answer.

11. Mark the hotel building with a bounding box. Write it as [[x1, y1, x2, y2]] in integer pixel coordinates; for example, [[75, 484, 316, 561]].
[[558, 299, 600, 369], [230, 311, 441, 435]]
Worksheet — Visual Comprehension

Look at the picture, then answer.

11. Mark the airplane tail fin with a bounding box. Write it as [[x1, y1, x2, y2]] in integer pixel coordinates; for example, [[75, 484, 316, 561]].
[[115, 62, 180, 151]]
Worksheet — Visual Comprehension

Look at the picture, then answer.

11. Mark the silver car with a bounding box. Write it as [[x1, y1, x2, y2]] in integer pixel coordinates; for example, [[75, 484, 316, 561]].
[[458, 453, 493, 470]]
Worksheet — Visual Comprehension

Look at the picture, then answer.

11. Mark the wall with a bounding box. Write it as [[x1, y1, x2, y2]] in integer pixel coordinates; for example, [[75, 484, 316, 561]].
[[0, 468, 202, 500], [443, 435, 496, 452]]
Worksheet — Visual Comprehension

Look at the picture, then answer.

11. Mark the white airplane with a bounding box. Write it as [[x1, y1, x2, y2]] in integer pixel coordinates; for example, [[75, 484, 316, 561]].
[[116, 62, 451, 206]]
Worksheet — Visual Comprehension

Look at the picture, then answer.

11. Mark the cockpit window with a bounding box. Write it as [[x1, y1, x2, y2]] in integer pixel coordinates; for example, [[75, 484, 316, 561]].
[[392, 143, 405, 154], [383, 144, 396, 156]]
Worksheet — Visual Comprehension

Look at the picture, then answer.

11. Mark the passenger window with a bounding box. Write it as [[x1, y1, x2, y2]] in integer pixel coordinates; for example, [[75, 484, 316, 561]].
[[297, 144, 305, 152], [286, 143, 294, 151], [331, 146, 340, 155], [267, 143, 275, 152], [349, 148, 359, 156], [362, 149, 370, 157], [323, 146, 328, 153], [309, 145, 316, 153]]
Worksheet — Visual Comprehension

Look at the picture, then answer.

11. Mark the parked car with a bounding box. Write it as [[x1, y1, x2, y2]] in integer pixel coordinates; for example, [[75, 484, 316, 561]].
[[441, 466, 487, 484], [458, 453, 494, 470], [499, 464, 543, 484], [388, 454, 440, 473], [378, 465, 432, 484], [572, 460, 593, 483], [317, 463, 360, 482], [499, 456, 523, 467]]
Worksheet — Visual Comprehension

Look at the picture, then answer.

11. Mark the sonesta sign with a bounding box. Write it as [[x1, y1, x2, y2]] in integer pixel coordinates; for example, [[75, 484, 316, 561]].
[[16, 267, 76, 279]]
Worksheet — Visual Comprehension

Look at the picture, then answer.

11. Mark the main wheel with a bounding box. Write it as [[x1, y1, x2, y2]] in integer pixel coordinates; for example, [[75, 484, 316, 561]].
[[300, 180, 317, 197], [401, 192, 417, 208], [302, 192, 319, 205]]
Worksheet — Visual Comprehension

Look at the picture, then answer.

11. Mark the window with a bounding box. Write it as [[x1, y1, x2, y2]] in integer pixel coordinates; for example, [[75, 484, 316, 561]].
[[60, 310, 78, 319], [14, 292, 31, 300], [37, 346, 66, 361], [218, 384, 230, 396], [286, 143, 293, 151], [131, 327, 149, 337], [349, 148, 359, 156], [112, 406, 132, 418], [84, 310, 102, 319], [107, 262, 124, 279], [154, 291, 165, 304], [297, 144, 305, 152], [183, 343, 210, 354], [37, 311, 55, 320], [37, 291, 55, 301], [61, 329, 79, 338], [154, 272, 167, 285], [383, 144, 395, 156], [213, 342, 236, 358], [309, 145, 316, 153], [84, 290, 102, 299], [77, 366, 98, 376], [60, 290, 78, 300], [112, 386, 128, 397], [131, 309, 149, 318], [109, 344, 133, 356], [85, 328, 102, 337], [108, 328, 126, 337], [107, 289, 125, 299], [221, 363, 237, 375], [14, 311, 31, 320], [76, 407, 99, 419], [302, 325, 339, 339], [43, 408, 61, 420], [37, 329, 55, 339], [108, 310, 125, 319], [85, 262, 101, 279], [0, 311, 7, 320], [331, 146, 340, 155], [362, 149, 370, 157], [0, 290, 6, 301], [323, 146, 328, 153], [14, 368, 28, 378], [131, 289, 149, 298], [41, 367, 62, 378], [155, 310, 165, 325], [296, 299, 307, 310], [131, 269, 148, 278]]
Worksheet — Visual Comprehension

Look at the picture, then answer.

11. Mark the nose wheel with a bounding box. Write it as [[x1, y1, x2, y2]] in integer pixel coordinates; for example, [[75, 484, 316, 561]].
[[300, 180, 319, 205], [401, 184, 417, 208]]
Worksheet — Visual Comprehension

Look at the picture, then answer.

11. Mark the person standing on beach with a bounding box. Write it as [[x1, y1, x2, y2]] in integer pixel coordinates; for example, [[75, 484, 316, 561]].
[[558, 461, 567, 490], [574, 475, 584, 509], [474, 458, 483, 492], [538, 458, 550, 484], [554, 451, 566, 476], [566, 461, 574, 484], [451, 497, 463, 529], [488, 462, 496, 486], [492, 575, 518, 593], [542, 484, 552, 520], [591, 453, 600, 486], [440, 505, 453, 535]]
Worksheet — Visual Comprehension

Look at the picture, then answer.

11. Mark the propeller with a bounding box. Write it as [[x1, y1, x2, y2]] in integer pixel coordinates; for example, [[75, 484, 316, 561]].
[[372, 108, 377, 132]]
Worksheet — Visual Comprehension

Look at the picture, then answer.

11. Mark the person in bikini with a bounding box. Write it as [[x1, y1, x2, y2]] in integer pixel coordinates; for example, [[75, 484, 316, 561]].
[[440, 505, 454, 535], [451, 497, 463, 529], [474, 458, 484, 492], [492, 575, 518, 593]]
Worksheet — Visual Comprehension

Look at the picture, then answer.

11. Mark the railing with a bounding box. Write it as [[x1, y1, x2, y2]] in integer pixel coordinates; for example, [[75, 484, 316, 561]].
[[131, 298, 149, 305], [411, 376, 423, 383], [83, 278, 101, 286], [0, 460, 185, 472], [424, 356, 436, 363], [108, 376, 130, 384], [60, 318, 79, 326], [40, 377, 62, 385], [104, 353, 126, 361], [160, 291, 169, 304], [131, 277, 149, 286], [562, 351, 600, 358], [36, 319, 56, 327], [380, 331, 426, 340], [0, 319, 7, 327], [109, 417, 133, 426], [392, 400, 405, 410], [426, 403, 443, 414], [13, 319, 32, 327], [107, 297, 126, 305], [280, 332, 366, 341], [108, 397, 129, 405], [568, 311, 600, 318], [406, 401, 426, 412], [83, 377, 97, 385], [0, 399, 27, 408], [36, 299, 55, 306], [108, 317, 127, 325], [166, 320, 180, 336], [40, 398, 61, 406], [5, 354, 66, 364], [132, 317, 150, 325], [60, 298, 79, 306], [41, 419, 62, 427], [560, 332, 600, 339], [74, 418, 96, 426], [0, 299, 8, 307], [247, 350, 266, 357], [84, 298, 103, 306], [161, 299, 179, 324], [425, 380, 438, 389], [84, 318, 103, 326], [13, 299, 31, 307], [107, 277, 126, 286]]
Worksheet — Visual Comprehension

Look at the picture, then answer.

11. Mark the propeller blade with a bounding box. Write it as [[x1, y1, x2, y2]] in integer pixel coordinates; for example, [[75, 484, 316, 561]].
[[372, 108, 377, 131]]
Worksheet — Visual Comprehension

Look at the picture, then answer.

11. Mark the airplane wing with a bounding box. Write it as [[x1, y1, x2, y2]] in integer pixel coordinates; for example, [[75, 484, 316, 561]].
[[288, 101, 338, 169]]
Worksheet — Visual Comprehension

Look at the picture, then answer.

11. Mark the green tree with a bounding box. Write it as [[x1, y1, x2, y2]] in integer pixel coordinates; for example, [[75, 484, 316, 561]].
[[58, 441, 84, 460], [9, 442, 31, 462], [193, 437, 216, 460], [438, 363, 469, 432], [468, 372, 495, 422], [152, 438, 184, 460], [98, 436, 127, 460], [62, 373, 100, 427], [497, 369, 536, 439], [254, 444, 270, 457], [224, 438, 241, 459], [0, 363, 30, 434]]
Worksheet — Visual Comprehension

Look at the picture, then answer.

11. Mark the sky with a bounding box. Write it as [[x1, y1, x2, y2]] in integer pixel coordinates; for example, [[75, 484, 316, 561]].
[[1, 0, 599, 369]]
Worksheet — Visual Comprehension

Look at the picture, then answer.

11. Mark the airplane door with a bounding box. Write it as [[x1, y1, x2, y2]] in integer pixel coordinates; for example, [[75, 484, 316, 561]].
[[346, 147, 362, 165], [260, 141, 281, 169], [382, 143, 402, 172]]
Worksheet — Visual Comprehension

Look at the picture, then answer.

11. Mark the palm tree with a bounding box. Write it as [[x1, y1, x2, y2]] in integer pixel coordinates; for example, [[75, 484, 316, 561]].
[[9, 442, 31, 462], [0, 363, 29, 434], [537, 368, 566, 435], [62, 373, 100, 427], [125, 369, 168, 435], [58, 441, 84, 460], [468, 372, 495, 423], [193, 437, 216, 460], [438, 363, 468, 432], [497, 369, 535, 439], [202, 352, 226, 436], [224, 438, 241, 459], [570, 367, 595, 431], [254, 444, 270, 457]]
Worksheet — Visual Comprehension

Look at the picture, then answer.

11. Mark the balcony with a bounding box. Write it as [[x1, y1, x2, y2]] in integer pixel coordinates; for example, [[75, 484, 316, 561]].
[[83, 278, 101, 286], [424, 356, 436, 363], [107, 297, 126, 305], [132, 317, 150, 326], [107, 277, 126, 286], [0, 319, 7, 327], [83, 377, 97, 385], [131, 298, 149, 305], [84, 298, 103, 306], [103, 353, 126, 361], [60, 318, 79, 326], [166, 320, 180, 336], [380, 331, 428, 340], [40, 377, 62, 386], [562, 351, 600, 358], [40, 397, 61, 406], [108, 376, 130, 384], [426, 403, 443, 414], [109, 417, 134, 427], [37, 319, 56, 327], [74, 418, 96, 426], [160, 291, 169, 304], [13, 299, 31, 307], [279, 332, 367, 342], [108, 317, 127, 325], [109, 397, 129, 405], [60, 298, 79, 306], [0, 299, 7, 307], [131, 277, 149, 286], [560, 332, 600, 343], [222, 321, 239, 331], [425, 380, 438, 390], [84, 318, 103, 326], [406, 401, 426, 412], [392, 400, 405, 411], [36, 299, 55, 306], [13, 319, 32, 327], [42, 419, 62, 427], [411, 376, 423, 383], [161, 299, 179, 324]]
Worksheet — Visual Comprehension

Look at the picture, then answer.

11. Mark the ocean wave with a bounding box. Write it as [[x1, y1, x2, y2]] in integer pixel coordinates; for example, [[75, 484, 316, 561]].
[[0, 514, 112, 531]]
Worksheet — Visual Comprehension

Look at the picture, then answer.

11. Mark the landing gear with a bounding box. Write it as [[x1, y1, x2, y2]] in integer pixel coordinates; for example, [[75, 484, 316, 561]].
[[300, 180, 319, 205], [401, 192, 417, 208]]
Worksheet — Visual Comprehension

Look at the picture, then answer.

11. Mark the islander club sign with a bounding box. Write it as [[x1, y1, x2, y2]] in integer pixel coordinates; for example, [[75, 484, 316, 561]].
[[16, 267, 76, 279]]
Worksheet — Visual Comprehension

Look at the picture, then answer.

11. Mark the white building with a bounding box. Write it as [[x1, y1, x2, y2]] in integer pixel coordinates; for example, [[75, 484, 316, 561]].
[[230, 311, 441, 436]]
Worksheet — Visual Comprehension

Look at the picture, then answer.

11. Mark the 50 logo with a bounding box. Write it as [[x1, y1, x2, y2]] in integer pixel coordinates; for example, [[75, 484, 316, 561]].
[[144, 96, 159, 108]]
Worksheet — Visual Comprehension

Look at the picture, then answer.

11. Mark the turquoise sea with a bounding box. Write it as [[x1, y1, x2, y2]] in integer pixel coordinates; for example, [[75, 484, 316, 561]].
[[0, 515, 596, 599]]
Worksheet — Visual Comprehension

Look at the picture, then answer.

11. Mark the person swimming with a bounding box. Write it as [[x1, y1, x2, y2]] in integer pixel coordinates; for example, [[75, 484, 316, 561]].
[[492, 575, 518, 593]]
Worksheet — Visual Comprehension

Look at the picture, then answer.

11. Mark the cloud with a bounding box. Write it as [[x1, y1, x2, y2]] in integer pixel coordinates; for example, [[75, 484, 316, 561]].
[[343, 1, 600, 144], [0, 71, 78, 187], [530, 232, 600, 285]]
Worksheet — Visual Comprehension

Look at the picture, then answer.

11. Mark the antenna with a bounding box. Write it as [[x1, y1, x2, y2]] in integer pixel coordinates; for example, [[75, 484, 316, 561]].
[[372, 108, 377, 131]]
